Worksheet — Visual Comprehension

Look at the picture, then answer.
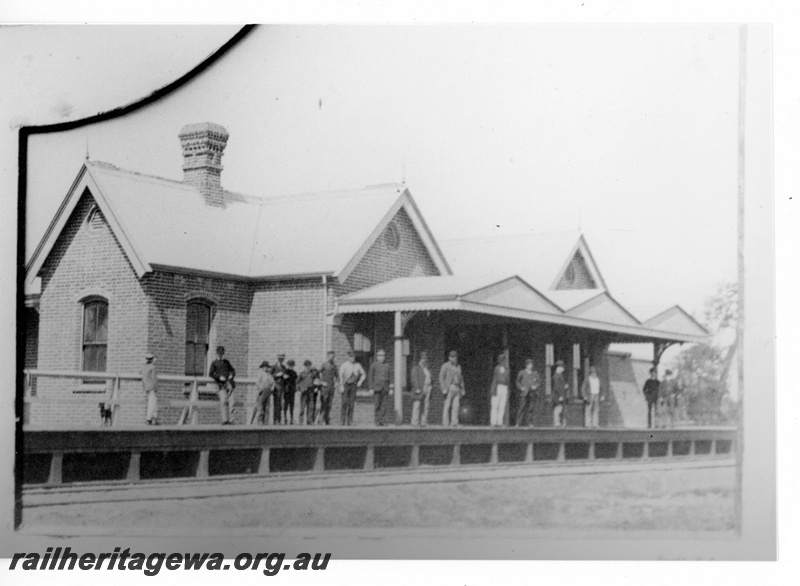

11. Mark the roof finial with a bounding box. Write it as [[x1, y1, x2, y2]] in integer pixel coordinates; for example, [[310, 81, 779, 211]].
[[402, 156, 406, 185], [85, 135, 90, 161]]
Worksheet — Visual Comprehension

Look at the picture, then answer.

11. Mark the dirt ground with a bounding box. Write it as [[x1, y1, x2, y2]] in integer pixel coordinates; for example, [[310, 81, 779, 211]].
[[23, 464, 735, 533]]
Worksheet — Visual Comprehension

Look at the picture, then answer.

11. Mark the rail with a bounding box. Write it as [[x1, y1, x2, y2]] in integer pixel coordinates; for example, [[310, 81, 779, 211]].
[[23, 368, 267, 426], [21, 425, 736, 488], [23, 369, 400, 426]]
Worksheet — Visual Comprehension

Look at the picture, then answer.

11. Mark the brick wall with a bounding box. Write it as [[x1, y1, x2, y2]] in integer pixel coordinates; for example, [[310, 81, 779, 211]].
[[248, 279, 325, 372], [31, 196, 446, 428], [141, 270, 253, 425], [327, 207, 442, 424], [36, 192, 149, 427]]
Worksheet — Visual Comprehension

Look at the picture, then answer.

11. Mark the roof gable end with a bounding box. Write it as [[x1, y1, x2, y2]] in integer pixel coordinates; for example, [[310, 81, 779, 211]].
[[462, 276, 563, 314], [642, 305, 709, 337], [551, 234, 607, 291], [336, 188, 452, 282], [25, 163, 151, 289]]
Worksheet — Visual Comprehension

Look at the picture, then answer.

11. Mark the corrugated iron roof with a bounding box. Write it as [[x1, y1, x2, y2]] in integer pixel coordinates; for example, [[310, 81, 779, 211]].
[[341, 275, 503, 302], [86, 162, 408, 278], [440, 230, 590, 291]]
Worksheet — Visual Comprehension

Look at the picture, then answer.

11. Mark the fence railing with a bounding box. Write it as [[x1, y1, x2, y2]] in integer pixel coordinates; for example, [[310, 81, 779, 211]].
[[23, 369, 266, 426], [22, 369, 390, 427]]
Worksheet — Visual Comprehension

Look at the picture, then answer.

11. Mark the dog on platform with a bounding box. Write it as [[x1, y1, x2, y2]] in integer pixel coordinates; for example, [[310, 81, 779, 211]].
[[99, 402, 112, 426]]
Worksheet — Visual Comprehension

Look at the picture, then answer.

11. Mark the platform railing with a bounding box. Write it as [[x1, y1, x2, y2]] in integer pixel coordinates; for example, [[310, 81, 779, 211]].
[[22, 369, 265, 426], [21, 426, 736, 488]]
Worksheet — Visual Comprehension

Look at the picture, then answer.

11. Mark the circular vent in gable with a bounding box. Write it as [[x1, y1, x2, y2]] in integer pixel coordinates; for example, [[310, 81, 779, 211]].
[[384, 221, 401, 251], [86, 205, 105, 232]]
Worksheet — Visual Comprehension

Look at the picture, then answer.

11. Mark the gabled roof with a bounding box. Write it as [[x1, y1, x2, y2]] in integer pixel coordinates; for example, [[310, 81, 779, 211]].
[[440, 230, 607, 292], [550, 234, 607, 291], [565, 292, 641, 327], [642, 305, 709, 338], [337, 275, 708, 344], [340, 275, 561, 315], [25, 162, 451, 286], [545, 289, 605, 312]]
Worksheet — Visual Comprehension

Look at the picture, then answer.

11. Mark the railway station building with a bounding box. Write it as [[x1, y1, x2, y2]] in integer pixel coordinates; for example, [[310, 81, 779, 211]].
[[23, 122, 707, 428]]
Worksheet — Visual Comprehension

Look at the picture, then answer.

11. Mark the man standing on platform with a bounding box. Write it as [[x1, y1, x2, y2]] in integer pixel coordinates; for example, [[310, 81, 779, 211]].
[[580, 365, 603, 428], [209, 346, 236, 425], [368, 349, 393, 426], [141, 352, 158, 425], [490, 353, 510, 427], [283, 359, 298, 424], [271, 353, 288, 425], [318, 351, 338, 425], [643, 367, 661, 429], [252, 360, 275, 425], [440, 350, 465, 427], [551, 359, 569, 427], [661, 369, 681, 428], [410, 351, 432, 426], [515, 358, 540, 427], [339, 351, 366, 426], [297, 360, 319, 425]]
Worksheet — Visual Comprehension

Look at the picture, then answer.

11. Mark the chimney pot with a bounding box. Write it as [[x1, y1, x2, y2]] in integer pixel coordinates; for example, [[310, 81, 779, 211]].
[[178, 122, 229, 207]]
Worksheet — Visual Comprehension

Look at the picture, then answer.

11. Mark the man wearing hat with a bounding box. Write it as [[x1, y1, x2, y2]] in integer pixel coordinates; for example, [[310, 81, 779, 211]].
[[515, 358, 541, 427], [252, 360, 275, 425], [551, 359, 569, 427], [141, 352, 159, 425], [410, 351, 432, 426], [661, 369, 681, 428], [368, 349, 393, 426], [439, 350, 465, 427], [209, 346, 236, 424], [338, 350, 366, 426], [271, 353, 288, 425], [642, 367, 661, 429], [283, 359, 298, 424], [318, 351, 338, 425], [297, 360, 320, 425]]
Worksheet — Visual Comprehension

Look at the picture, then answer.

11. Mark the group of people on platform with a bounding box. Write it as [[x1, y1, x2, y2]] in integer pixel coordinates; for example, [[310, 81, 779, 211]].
[[136, 345, 680, 429], [489, 354, 605, 429]]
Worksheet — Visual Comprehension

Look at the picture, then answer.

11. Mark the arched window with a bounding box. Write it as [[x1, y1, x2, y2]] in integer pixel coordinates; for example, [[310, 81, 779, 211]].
[[82, 299, 108, 372], [185, 301, 211, 376]]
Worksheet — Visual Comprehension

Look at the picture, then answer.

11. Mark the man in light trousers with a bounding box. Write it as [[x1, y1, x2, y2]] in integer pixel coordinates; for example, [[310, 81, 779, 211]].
[[141, 352, 158, 425], [580, 365, 603, 428], [440, 350, 465, 427], [410, 351, 432, 426]]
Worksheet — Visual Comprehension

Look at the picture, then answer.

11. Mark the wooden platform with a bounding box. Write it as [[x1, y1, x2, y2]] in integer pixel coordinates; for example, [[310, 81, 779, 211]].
[[22, 425, 735, 487]]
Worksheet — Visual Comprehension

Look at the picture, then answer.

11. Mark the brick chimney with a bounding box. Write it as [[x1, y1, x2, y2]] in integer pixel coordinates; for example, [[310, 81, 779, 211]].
[[178, 122, 229, 207]]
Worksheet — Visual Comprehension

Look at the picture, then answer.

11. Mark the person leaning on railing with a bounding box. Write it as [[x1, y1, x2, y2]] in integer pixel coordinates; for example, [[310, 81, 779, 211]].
[[141, 352, 159, 425], [209, 345, 236, 425], [252, 360, 275, 425]]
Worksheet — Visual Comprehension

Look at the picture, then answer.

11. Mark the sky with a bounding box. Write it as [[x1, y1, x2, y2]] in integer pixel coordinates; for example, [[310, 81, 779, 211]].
[[8, 24, 752, 325]]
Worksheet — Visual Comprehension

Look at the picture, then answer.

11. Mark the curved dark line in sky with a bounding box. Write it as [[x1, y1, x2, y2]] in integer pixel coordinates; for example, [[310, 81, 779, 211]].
[[19, 24, 256, 136], [15, 24, 256, 531]]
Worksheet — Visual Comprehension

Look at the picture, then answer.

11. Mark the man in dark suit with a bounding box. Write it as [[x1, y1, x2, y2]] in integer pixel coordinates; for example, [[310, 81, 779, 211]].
[[209, 345, 236, 425], [368, 349, 393, 426], [271, 353, 287, 424], [318, 351, 338, 425], [643, 367, 661, 429]]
